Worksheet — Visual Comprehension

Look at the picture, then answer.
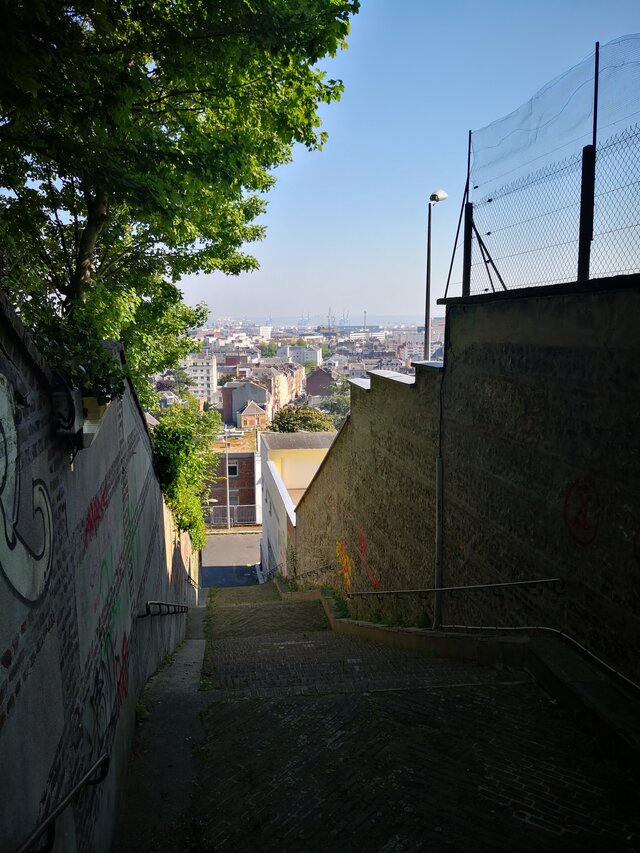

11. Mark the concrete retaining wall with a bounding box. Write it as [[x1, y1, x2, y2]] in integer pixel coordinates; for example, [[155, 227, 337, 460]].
[[0, 300, 198, 852], [295, 277, 640, 682], [295, 367, 442, 623], [441, 280, 640, 681]]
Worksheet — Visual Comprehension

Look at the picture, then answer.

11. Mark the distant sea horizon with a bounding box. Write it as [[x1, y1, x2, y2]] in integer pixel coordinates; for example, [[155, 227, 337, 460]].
[[208, 313, 443, 327]]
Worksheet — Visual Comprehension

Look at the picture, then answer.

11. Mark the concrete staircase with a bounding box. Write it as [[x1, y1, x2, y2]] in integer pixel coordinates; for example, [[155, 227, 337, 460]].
[[183, 583, 640, 853]]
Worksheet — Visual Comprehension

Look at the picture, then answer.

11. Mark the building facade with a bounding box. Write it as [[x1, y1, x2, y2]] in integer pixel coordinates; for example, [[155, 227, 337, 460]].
[[259, 431, 336, 575]]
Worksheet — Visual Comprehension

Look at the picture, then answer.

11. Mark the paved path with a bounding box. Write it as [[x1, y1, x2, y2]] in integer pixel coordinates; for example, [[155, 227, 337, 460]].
[[183, 585, 640, 853], [113, 608, 208, 853], [201, 532, 260, 588]]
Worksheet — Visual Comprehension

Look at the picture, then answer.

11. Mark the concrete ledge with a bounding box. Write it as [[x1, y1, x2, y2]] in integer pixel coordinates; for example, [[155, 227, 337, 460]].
[[274, 582, 640, 766]]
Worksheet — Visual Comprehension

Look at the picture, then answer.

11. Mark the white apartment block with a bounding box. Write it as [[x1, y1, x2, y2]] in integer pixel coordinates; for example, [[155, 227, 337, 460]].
[[277, 344, 322, 366], [181, 355, 218, 404]]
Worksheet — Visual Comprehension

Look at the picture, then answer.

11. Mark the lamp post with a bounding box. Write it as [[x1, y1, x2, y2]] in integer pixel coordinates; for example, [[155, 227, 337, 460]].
[[423, 188, 448, 360], [225, 428, 231, 529]]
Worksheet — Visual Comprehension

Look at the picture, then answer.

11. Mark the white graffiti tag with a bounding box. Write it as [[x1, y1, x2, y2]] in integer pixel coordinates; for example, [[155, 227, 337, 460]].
[[0, 374, 54, 601]]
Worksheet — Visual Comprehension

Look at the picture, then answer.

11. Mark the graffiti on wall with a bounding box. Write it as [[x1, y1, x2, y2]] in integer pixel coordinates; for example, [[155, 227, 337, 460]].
[[357, 527, 381, 590], [336, 540, 353, 595], [83, 565, 131, 761], [0, 373, 54, 601], [83, 482, 109, 547], [83, 627, 130, 762]]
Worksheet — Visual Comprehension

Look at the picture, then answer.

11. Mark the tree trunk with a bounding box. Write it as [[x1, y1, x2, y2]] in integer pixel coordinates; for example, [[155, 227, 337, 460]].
[[65, 188, 109, 312]]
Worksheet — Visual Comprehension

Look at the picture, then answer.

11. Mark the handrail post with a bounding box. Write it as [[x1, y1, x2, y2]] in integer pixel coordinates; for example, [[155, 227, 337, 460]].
[[577, 144, 596, 281]]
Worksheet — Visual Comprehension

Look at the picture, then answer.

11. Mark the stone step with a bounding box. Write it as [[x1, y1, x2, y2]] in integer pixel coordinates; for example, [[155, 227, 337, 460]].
[[208, 599, 329, 639]]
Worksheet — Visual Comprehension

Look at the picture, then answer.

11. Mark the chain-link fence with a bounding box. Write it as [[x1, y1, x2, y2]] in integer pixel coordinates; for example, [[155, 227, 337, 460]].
[[452, 34, 640, 296], [592, 124, 640, 278]]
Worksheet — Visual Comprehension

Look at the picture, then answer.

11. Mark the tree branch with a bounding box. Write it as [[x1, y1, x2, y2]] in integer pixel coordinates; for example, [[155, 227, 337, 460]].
[[65, 185, 109, 312], [44, 168, 74, 284]]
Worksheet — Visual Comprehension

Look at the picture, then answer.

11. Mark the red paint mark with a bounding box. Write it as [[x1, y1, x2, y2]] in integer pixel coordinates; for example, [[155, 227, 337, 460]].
[[83, 482, 109, 547], [563, 477, 599, 546], [358, 527, 381, 590]]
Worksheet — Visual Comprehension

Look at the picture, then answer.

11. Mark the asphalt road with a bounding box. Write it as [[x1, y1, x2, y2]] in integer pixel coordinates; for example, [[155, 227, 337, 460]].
[[201, 532, 261, 588]]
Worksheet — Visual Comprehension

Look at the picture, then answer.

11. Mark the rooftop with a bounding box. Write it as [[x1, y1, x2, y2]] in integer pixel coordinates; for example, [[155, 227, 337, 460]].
[[212, 431, 259, 452], [261, 431, 336, 451]]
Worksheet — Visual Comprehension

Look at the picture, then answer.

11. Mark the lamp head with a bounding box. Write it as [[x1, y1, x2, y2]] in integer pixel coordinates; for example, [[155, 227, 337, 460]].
[[429, 189, 448, 203]]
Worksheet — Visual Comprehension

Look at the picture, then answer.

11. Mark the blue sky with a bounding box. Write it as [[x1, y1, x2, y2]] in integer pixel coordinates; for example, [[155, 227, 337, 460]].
[[180, 0, 639, 323]]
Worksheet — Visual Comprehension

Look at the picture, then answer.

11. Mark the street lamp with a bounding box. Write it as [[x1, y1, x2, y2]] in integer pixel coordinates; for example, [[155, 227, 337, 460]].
[[423, 188, 448, 360], [224, 427, 231, 529]]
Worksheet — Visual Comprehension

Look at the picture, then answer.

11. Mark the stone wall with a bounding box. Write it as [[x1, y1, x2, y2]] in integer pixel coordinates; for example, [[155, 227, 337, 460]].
[[295, 368, 442, 622], [295, 277, 640, 681], [0, 300, 198, 852], [440, 279, 640, 680]]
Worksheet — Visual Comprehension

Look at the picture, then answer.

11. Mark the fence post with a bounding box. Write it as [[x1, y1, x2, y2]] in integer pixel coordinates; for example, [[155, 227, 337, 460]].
[[462, 202, 473, 296], [577, 144, 596, 281]]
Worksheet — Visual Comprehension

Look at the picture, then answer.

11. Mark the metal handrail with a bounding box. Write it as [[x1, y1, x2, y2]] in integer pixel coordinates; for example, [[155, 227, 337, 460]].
[[348, 577, 562, 599], [137, 600, 189, 618], [263, 561, 285, 581], [441, 623, 640, 697], [15, 754, 109, 853], [293, 563, 333, 581]]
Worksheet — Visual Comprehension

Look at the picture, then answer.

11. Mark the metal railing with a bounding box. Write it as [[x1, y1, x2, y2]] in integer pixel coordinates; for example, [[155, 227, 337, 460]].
[[348, 577, 563, 599], [292, 563, 333, 582], [137, 600, 189, 618], [15, 754, 109, 853], [262, 561, 284, 582], [205, 504, 258, 527], [440, 622, 640, 696], [347, 576, 640, 695]]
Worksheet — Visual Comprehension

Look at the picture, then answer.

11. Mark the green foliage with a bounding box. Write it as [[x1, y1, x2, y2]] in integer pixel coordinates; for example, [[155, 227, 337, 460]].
[[135, 701, 150, 724], [332, 593, 350, 619], [219, 372, 238, 385], [0, 0, 359, 398], [151, 399, 221, 549], [163, 366, 193, 398], [318, 380, 350, 428], [269, 405, 335, 433], [258, 342, 278, 357], [286, 545, 298, 577]]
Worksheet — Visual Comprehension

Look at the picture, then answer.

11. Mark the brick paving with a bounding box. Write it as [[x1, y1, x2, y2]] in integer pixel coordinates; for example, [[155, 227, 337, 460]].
[[184, 584, 640, 853]]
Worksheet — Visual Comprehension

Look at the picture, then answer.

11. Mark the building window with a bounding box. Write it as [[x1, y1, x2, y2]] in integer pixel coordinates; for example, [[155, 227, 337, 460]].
[[229, 490, 240, 506], [227, 462, 239, 477]]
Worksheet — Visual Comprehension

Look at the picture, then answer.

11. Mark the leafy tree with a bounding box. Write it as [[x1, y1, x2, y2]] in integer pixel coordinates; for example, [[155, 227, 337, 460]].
[[258, 341, 278, 357], [269, 405, 335, 433], [0, 0, 359, 397], [219, 372, 238, 386], [165, 366, 193, 398], [318, 381, 350, 428], [151, 399, 221, 548], [155, 377, 176, 393]]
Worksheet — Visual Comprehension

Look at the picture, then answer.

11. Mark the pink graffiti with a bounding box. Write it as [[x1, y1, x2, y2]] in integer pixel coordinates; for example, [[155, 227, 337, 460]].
[[83, 482, 109, 547], [358, 527, 381, 590]]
